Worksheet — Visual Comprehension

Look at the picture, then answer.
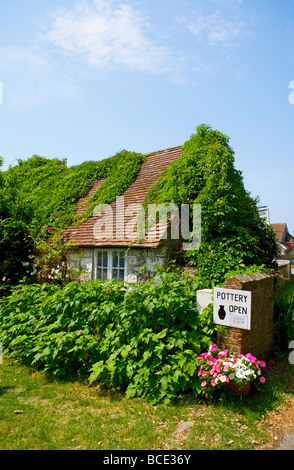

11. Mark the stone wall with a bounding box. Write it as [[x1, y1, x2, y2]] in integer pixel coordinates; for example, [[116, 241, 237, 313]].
[[67, 248, 94, 283], [217, 272, 274, 361], [276, 259, 292, 290], [125, 247, 167, 283]]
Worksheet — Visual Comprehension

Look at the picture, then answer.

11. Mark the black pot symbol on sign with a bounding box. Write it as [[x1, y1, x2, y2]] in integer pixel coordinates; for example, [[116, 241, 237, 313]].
[[218, 305, 226, 321]]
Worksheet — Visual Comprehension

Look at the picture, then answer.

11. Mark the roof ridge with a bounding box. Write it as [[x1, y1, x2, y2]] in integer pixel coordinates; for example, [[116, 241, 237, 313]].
[[143, 145, 182, 157]]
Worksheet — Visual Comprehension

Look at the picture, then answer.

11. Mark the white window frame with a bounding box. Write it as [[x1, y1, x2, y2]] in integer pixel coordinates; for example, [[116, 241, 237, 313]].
[[94, 249, 127, 282]]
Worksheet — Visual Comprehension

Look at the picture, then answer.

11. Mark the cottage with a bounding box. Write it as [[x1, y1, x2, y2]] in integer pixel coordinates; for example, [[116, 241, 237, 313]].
[[63, 146, 185, 284], [271, 223, 294, 255]]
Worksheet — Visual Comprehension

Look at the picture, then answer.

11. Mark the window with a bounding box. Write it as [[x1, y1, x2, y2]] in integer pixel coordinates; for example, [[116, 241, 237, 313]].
[[95, 250, 126, 282]]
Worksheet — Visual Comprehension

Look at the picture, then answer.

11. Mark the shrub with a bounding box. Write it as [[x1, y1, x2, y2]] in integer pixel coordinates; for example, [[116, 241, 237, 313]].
[[274, 276, 294, 351], [89, 268, 219, 403], [0, 268, 220, 403]]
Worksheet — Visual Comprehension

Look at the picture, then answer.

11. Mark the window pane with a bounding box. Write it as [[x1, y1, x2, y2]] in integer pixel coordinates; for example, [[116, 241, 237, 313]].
[[112, 268, 118, 281], [96, 267, 102, 280], [102, 268, 108, 281], [97, 252, 102, 267], [118, 269, 124, 282], [112, 252, 118, 268], [103, 252, 108, 267], [119, 253, 125, 268]]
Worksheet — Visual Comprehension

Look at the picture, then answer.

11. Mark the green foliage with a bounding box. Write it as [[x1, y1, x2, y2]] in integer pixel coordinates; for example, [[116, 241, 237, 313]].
[[273, 276, 294, 351], [144, 124, 278, 286], [0, 219, 34, 293], [0, 268, 220, 404], [0, 150, 145, 288], [6, 150, 145, 235], [0, 164, 35, 292]]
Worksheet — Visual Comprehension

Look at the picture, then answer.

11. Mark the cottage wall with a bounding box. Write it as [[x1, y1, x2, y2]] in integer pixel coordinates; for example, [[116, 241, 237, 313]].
[[67, 248, 94, 283], [66, 247, 169, 284]]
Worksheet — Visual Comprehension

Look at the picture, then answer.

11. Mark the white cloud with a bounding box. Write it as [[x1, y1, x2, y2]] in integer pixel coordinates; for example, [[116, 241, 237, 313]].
[[0, 0, 253, 109], [42, 0, 185, 81], [177, 9, 252, 50]]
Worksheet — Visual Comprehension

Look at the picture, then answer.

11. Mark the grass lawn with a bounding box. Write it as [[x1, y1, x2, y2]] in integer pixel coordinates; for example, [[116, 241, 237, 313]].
[[1, 353, 293, 451]]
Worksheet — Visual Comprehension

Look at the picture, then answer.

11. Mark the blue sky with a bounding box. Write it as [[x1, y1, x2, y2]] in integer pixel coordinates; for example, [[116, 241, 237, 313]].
[[0, 0, 293, 234]]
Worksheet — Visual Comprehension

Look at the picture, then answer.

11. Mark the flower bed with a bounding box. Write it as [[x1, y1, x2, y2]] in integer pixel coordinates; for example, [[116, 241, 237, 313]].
[[197, 343, 266, 398]]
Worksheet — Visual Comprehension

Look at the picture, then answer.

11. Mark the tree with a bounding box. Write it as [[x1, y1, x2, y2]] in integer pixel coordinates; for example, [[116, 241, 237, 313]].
[[0, 159, 34, 293]]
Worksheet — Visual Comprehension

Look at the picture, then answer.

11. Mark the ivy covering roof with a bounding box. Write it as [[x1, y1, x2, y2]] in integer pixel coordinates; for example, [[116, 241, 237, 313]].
[[63, 146, 182, 248]]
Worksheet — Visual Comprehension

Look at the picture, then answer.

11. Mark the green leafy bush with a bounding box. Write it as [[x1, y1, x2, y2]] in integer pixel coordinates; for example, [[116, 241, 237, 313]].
[[274, 276, 294, 351], [0, 268, 220, 403]]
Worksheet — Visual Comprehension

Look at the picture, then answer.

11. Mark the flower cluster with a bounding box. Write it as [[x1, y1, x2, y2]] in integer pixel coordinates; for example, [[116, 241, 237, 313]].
[[197, 343, 266, 395], [42, 225, 54, 232]]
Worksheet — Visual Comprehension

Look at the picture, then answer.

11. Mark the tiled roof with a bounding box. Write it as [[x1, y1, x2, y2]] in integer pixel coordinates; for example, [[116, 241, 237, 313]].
[[75, 179, 107, 217], [271, 223, 287, 243], [63, 146, 182, 248]]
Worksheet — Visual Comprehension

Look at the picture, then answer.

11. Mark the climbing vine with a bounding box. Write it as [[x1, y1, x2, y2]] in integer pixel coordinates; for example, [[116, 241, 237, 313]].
[[143, 124, 278, 286]]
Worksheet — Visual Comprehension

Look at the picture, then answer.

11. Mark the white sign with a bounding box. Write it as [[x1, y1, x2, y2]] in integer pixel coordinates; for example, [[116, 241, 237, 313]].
[[213, 287, 251, 330]]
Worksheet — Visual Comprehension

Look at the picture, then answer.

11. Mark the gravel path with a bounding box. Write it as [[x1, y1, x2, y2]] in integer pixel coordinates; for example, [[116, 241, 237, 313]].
[[276, 433, 294, 450]]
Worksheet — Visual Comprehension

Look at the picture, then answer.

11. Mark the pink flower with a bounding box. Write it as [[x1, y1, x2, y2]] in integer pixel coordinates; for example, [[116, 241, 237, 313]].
[[259, 361, 266, 368], [260, 377, 266, 383], [198, 353, 206, 359], [2, 276, 6, 281], [246, 353, 257, 363], [211, 380, 216, 387], [77, 330, 82, 336], [201, 381, 207, 387]]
